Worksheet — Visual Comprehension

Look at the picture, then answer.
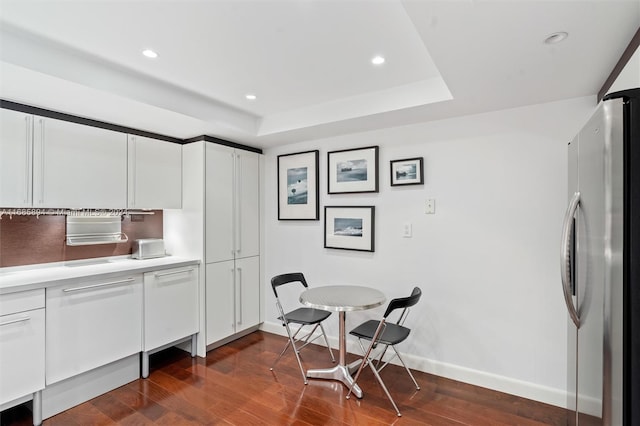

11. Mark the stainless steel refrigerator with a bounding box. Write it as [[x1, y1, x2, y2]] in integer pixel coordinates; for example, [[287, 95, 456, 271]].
[[561, 88, 639, 425]]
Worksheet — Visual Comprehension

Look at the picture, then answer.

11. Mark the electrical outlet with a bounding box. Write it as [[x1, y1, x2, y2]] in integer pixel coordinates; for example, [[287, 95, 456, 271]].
[[425, 199, 436, 214], [403, 223, 412, 238]]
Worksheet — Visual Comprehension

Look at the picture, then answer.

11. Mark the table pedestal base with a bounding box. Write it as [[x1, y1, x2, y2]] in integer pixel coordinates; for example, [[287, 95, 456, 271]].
[[306, 363, 363, 398]]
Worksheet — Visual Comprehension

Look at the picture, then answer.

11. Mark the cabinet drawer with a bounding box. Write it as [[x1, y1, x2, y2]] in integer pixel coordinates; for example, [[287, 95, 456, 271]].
[[143, 266, 199, 351], [0, 308, 45, 405], [46, 275, 143, 385], [0, 289, 45, 315]]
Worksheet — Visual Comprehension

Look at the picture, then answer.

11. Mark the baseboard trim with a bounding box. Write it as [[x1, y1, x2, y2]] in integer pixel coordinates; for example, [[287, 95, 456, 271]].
[[260, 321, 568, 409], [41, 354, 139, 419]]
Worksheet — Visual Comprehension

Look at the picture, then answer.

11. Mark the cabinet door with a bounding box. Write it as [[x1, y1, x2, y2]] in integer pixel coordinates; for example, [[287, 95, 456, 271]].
[[205, 144, 234, 263], [205, 261, 235, 345], [46, 275, 142, 385], [33, 117, 127, 208], [143, 266, 199, 351], [236, 151, 260, 259], [0, 308, 45, 405], [0, 109, 32, 207], [128, 135, 182, 209], [235, 256, 260, 333]]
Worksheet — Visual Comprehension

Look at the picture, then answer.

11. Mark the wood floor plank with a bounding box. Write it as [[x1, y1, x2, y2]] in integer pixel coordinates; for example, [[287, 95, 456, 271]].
[[109, 385, 168, 422], [2, 331, 572, 425], [91, 393, 138, 423], [115, 412, 155, 426]]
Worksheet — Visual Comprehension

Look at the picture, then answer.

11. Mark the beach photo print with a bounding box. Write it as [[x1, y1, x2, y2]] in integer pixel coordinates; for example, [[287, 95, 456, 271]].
[[390, 157, 424, 186], [327, 146, 379, 194], [324, 206, 375, 252]]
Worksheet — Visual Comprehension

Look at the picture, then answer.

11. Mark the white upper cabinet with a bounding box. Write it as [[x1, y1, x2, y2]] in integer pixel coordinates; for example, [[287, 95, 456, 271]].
[[128, 135, 182, 209], [0, 109, 33, 207], [33, 117, 128, 209], [1, 106, 184, 209], [205, 144, 260, 263]]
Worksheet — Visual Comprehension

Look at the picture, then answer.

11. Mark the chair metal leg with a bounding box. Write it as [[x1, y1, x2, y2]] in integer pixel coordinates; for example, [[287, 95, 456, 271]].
[[291, 339, 308, 385], [347, 343, 402, 417], [346, 321, 386, 401], [346, 323, 408, 417], [368, 356, 402, 417], [271, 336, 292, 368], [271, 321, 308, 384], [393, 346, 420, 390], [271, 321, 306, 368], [319, 323, 336, 362]]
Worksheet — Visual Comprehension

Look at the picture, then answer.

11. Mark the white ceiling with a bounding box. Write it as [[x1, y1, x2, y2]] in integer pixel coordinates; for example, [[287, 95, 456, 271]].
[[0, 0, 638, 149]]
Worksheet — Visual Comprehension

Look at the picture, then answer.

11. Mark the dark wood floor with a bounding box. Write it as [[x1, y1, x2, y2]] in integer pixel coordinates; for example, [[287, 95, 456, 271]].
[[2, 331, 568, 425]]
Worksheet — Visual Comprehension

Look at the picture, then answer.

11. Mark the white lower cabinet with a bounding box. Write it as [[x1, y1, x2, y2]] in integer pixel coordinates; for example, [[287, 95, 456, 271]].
[[235, 256, 260, 334], [205, 261, 234, 344], [143, 266, 199, 351], [45, 274, 143, 385], [205, 256, 260, 345], [0, 290, 45, 408]]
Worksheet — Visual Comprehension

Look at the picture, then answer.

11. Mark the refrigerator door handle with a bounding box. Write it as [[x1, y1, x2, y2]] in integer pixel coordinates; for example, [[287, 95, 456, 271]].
[[561, 191, 581, 328]]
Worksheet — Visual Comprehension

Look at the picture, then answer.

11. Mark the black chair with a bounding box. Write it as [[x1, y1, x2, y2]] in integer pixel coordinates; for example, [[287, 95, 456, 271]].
[[270, 272, 335, 384], [346, 287, 422, 416]]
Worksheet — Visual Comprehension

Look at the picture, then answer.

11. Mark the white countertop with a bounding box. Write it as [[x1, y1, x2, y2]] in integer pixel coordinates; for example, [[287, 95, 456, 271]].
[[0, 256, 201, 294]]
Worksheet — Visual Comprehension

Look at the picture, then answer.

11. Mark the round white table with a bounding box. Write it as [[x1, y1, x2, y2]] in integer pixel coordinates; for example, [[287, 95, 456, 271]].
[[299, 285, 386, 398]]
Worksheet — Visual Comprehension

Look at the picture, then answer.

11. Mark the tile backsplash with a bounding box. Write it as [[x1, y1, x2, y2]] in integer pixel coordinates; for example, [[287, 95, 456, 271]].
[[0, 211, 163, 267]]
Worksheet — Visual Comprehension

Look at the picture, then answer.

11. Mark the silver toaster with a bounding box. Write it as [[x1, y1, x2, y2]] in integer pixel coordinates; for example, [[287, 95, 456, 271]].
[[132, 238, 166, 259]]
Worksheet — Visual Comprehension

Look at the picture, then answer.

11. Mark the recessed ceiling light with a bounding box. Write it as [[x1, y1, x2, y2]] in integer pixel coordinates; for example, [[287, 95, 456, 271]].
[[142, 49, 158, 59], [544, 32, 568, 45], [245, 94, 257, 100], [371, 55, 385, 65]]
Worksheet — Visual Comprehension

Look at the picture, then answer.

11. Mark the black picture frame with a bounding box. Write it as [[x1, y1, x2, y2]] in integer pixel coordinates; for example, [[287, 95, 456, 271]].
[[390, 157, 424, 186], [324, 206, 375, 252], [327, 146, 379, 194], [277, 150, 320, 220]]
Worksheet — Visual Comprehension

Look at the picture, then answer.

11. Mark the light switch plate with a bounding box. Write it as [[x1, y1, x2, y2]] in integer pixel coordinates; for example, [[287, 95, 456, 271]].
[[403, 223, 412, 238], [425, 199, 436, 214]]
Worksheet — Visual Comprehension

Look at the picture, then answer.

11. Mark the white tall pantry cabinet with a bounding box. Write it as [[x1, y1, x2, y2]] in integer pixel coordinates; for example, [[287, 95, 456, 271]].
[[165, 140, 261, 356]]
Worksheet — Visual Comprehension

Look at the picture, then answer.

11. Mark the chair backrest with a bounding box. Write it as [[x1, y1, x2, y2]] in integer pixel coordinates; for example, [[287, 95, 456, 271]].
[[271, 272, 309, 298], [383, 287, 422, 319]]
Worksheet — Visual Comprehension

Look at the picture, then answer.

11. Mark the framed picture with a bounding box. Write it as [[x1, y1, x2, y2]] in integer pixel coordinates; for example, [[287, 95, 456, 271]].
[[324, 206, 375, 252], [390, 157, 424, 186], [277, 150, 319, 220], [327, 146, 379, 194]]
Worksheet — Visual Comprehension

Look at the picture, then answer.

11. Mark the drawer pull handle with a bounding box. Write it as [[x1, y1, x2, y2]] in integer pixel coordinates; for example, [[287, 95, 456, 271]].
[[155, 269, 194, 278], [0, 316, 31, 327], [63, 278, 135, 293]]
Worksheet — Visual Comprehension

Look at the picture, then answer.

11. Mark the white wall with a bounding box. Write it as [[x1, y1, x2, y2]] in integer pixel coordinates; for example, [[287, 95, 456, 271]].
[[261, 96, 596, 407]]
